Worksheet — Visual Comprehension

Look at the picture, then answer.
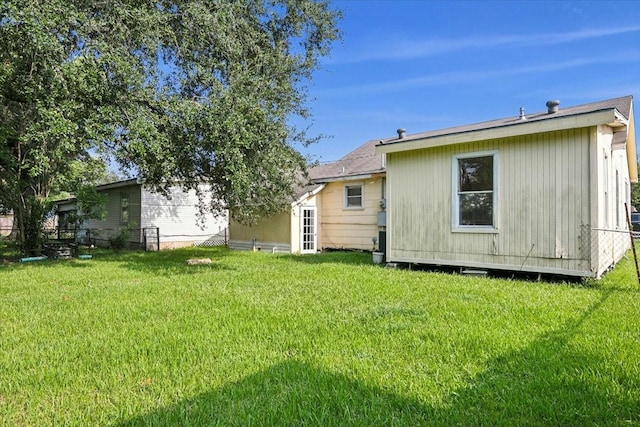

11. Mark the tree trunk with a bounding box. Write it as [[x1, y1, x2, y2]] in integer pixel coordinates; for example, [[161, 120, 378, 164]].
[[14, 194, 48, 256]]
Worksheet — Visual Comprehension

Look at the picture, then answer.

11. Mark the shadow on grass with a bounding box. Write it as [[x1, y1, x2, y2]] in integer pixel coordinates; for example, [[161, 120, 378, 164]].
[[115, 291, 638, 426], [0, 248, 231, 274], [114, 359, 431, 426], [81, 246, 235, 276], [281, 250, 373, 266], [1, 256, 96, 269]]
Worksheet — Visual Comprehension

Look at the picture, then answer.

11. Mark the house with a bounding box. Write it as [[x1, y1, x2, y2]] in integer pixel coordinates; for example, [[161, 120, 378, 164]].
[[55, 179, 228, 250], [0, 205, 12, 237], [229, 139, 387, 253], [376, 96, 637, 278]]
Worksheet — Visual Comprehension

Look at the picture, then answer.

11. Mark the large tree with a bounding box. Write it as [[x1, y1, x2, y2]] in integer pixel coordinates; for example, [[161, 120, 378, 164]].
[[0, 1, 341, 254]]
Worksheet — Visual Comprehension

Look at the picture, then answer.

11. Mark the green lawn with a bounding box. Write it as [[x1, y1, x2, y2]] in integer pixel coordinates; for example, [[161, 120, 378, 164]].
[[1, 245, 639, 426]]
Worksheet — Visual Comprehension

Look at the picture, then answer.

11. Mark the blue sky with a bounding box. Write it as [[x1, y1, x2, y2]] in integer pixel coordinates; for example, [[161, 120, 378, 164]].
[[297, 0, 640, 163]]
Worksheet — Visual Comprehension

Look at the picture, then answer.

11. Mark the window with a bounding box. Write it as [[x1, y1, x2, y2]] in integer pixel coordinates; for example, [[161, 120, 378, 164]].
[[453, 152, 496, 228], [120, 192, 130, 224], [344, 184, 363, 208]]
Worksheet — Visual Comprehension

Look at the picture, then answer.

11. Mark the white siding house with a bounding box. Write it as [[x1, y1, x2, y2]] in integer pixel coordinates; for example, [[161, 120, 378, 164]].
[[376, 96, 637, 278], [57, 179, 228, 250], [0, 210, 12, 237], [228, 139, 387, 253]]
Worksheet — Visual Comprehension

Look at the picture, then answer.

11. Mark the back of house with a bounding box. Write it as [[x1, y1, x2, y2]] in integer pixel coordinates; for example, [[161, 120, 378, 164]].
[[228, 139, 387, 254], [376, 96, 636, 278]]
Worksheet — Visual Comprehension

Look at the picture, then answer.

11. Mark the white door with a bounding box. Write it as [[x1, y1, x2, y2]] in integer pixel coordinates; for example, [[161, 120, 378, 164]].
[[300, 206, 317, 254]]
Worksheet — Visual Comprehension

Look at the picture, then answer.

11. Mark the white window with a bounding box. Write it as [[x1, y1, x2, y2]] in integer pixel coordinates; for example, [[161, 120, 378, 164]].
[[344, 184, 363, 208], [453, 151, 497, 229]]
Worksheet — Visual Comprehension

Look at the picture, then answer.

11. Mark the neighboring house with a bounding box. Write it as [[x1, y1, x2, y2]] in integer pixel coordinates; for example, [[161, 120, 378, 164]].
[[229, 139, 387, 253], [0, 205, 13, 237], [376, 96, 637, 278], [55, 179, 228, 250]]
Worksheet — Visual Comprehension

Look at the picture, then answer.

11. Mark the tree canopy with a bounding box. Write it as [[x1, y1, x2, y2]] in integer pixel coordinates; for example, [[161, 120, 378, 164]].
[[0, 0, 341, 254]]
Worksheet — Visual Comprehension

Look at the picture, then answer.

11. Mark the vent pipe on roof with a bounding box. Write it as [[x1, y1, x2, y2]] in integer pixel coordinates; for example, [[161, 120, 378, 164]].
[[519, 107, 526, 120], [397, 128, 406, 139], [546, 100, 560, 114]]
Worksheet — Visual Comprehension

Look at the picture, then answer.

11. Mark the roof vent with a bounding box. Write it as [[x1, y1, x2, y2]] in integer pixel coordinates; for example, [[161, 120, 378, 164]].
[[397, 128, 406, 139], [519, 107, 526, 120], [546, 100, 560, 114]]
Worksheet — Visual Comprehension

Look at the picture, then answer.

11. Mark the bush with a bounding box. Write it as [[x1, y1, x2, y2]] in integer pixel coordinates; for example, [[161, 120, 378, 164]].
[[109, 228, 130, 250]]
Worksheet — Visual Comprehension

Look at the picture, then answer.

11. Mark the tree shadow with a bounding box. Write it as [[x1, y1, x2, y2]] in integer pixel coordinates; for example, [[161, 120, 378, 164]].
[[113, 291, 638, 426], [89, 247, 235, 276], [281, 250, 373, 266], [429, 289, 640, 426], [113, 359, 432, 426]]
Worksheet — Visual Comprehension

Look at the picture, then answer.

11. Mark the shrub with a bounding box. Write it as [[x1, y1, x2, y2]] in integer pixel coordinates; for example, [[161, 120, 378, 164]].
[[109, 228, 130, 250]]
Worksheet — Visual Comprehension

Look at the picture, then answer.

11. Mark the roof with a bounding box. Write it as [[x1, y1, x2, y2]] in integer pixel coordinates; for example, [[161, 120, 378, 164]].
[[377, 95, 633, 153], [95, 178, 141, 191], [308, 139, 386, 182]]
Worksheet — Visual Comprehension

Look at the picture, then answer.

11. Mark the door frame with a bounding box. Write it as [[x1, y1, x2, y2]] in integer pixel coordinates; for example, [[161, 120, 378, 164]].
[[300, 205, 317, 254]]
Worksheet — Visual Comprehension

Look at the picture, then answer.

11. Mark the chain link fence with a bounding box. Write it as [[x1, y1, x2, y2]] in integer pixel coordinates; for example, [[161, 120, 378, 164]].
[[586, 226, 639, 282], [2, 226, 228, 252]]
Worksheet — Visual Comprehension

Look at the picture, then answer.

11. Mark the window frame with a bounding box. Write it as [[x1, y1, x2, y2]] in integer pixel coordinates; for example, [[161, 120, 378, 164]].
[[452, 150, 498, 232], [344, 183, 364, 209]]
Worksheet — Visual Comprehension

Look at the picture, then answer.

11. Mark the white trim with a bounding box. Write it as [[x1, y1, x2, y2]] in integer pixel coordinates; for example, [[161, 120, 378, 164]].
[[314, 172, 384, 183], [376, 110, 618, 154], [451, 150, 498, 232], [292, 184, 325, 206], [300, 205, 317, 254]]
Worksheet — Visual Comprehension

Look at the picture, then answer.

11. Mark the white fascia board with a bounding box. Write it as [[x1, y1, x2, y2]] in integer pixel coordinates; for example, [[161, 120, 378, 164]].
[[312, 172, 388, 183], [95, 178, 140, 191], [376, 110, 618, 154], [614, 110, 629, 126], [292, 183, 326, 206], [318, 174, 371, 182]]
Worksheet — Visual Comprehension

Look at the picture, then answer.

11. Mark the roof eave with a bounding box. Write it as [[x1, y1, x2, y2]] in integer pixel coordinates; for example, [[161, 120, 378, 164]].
[[96, 178, 140, 191], [292, 183, 326, 205], [376, 110, 618, 154], [311, 170, 386, 183]]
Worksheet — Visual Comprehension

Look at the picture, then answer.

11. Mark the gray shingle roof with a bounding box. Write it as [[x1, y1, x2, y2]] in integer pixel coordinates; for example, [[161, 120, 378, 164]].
[[382, 95, 633, 145], [308, 138, 385, 182], [302, 95, 633, 188]]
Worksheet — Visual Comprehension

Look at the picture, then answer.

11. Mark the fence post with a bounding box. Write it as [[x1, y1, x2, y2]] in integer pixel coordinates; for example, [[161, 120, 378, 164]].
[[624, 203, 640, 286], [156, 227, 160, 251]]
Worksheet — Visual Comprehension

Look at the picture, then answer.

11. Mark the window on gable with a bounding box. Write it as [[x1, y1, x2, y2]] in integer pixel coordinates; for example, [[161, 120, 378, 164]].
[[120, 192, 130, 224], [453, 152, 496, 228], [344, 184, 363, 208]]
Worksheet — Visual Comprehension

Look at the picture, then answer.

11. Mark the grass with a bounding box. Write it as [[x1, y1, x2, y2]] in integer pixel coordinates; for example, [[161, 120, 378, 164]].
[[1, 243, 639, 426]]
